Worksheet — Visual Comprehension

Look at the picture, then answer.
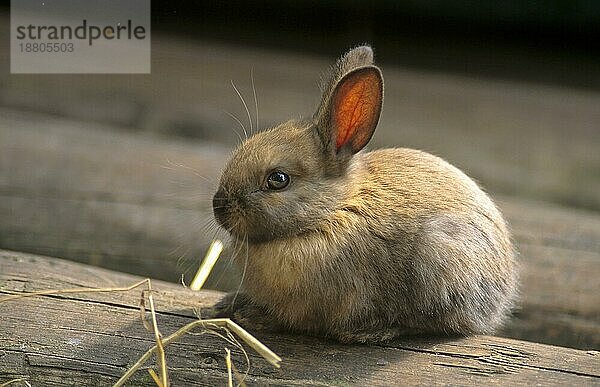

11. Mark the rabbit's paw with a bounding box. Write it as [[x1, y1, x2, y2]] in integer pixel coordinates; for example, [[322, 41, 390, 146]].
[[333, 326, 424, 344], [213, 292, 283, 333]]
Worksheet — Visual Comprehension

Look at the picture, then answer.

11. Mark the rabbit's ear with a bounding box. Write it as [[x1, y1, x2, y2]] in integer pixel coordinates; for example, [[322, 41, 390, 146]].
[[316, 66, 383, 155]]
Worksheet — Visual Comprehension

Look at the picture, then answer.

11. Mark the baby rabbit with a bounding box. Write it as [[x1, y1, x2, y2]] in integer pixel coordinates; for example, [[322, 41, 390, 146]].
[[212, 45, 517, 343]]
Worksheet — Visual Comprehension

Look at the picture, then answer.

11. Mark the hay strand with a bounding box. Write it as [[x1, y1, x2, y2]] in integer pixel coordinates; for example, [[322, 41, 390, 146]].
[[225, 348, 233, 387], [190, 239, 224, 291]]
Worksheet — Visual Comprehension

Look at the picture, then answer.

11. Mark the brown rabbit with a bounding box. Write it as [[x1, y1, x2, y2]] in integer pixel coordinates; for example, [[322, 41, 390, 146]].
[[212, 45, 518, 343]]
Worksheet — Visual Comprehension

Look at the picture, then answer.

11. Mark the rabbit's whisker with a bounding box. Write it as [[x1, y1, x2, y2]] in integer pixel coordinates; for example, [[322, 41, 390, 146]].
[[251, 67, 259, 132], [161, 158, 216, 185], [224, 110, 246, 144], [232, 234, 249, 306], [231, 80, 253, 138]]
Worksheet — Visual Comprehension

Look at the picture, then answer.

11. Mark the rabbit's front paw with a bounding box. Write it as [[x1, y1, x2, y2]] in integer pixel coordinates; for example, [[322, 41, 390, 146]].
[[213, 292, 283, 333]]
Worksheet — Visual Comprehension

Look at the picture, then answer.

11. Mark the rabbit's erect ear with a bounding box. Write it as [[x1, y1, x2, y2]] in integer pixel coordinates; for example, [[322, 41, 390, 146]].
[[328, 67, 383, 153], [314, 46, 383, 156]]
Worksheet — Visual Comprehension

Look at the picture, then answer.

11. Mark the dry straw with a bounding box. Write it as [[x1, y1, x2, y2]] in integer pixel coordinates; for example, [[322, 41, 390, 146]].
[[0, 240, 281, 387]]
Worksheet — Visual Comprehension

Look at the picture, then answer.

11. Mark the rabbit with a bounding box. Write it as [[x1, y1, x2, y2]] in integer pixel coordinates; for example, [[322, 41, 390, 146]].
[[211, 45, 518, 343]]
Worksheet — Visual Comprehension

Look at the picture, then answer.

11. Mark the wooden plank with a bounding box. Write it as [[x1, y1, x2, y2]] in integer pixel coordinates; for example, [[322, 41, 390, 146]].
[[498, 199, 600, 349], [1, 110, 599, 350], [0, 109, 230, 288], [1, 250, 598, 386]]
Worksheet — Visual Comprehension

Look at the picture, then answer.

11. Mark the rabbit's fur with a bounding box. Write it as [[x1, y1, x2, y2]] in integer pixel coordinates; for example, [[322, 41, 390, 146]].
[[212, 46, 517, 343]]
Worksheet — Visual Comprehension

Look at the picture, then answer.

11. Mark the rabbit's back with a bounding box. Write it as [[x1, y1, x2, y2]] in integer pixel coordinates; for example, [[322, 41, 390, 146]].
[[355, 148, 500, 221], [339, 147, 517, 334]]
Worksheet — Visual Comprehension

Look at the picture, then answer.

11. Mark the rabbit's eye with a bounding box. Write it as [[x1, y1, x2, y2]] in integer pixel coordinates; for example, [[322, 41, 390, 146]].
[[266, 171, 290, 190]]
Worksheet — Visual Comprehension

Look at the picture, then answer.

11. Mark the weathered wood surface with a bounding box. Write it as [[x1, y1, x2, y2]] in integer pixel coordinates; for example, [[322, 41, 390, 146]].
[[0, 108, 231, 289], [1, 109, 599, 350], [1, 250, 598, 386]]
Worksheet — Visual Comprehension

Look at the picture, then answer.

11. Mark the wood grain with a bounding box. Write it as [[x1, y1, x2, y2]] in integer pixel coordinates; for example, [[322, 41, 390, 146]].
[[1, 250, 598, 386]]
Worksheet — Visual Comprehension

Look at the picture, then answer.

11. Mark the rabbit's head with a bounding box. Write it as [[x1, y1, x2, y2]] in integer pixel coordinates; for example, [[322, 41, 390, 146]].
[[213, 46, 383, 242]]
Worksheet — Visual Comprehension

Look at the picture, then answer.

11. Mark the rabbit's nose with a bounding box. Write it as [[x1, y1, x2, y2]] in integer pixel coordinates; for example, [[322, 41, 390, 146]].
[[212, 190, 229, 227]]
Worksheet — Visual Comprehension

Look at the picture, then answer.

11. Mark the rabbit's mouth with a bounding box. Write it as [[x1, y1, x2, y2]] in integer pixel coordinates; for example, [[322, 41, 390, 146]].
[[213, 186, 310, 243], [212, 189, 254, 239]]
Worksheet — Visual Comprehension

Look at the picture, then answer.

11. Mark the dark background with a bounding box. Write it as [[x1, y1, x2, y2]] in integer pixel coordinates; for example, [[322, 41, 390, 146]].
[[149, 1, 600, 89]]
